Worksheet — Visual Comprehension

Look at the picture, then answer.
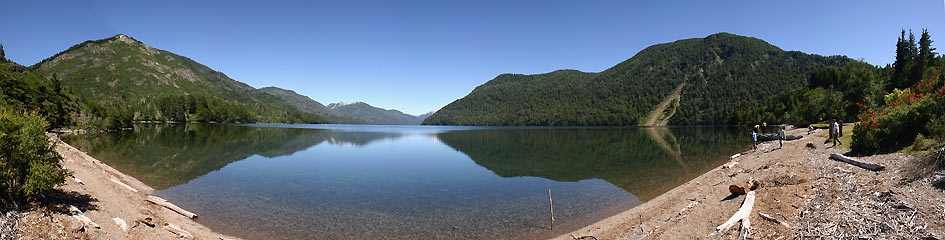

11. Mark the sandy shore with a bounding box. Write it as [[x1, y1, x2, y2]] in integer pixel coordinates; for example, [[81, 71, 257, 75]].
[[555, 126, 945, 239], [16, 136, 239, 239]]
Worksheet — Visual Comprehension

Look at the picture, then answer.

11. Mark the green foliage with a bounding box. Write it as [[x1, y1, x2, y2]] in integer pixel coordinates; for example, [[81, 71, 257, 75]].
[[424, 33, 850, 126], [32, 34, 324, 128], [850, 30, 943, 154], [853, 66, 945, 154], [0, 62, 74, 129], [0, 107, 66, 200], [891, 29, 937, 91], [734, 60, 884, 126]]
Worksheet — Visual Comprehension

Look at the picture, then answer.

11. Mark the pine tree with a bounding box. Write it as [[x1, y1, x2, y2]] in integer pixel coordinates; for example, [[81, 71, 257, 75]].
[[911, 29, 934, 84], [919, 29, 936, 65], [0, 44, 5, 61]]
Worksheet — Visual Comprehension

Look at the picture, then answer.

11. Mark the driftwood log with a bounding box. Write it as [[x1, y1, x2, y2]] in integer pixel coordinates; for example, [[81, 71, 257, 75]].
[[757, 133, 803, 142], [109, 177, 138, 192], [828, 153, 885, 171], [716, 191, 756, 235], [68, 205, 100, 229], [164, 223, 194, 239], [146, 196, 198, 219], [112, 217, 128, 232]]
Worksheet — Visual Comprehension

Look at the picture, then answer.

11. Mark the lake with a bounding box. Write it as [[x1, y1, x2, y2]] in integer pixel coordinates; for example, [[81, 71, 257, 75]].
[[63, 124, 750, 239]]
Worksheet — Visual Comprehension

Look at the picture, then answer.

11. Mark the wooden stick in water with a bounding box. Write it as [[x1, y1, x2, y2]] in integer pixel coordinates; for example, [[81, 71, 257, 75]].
[[549, 188, 555, 230]]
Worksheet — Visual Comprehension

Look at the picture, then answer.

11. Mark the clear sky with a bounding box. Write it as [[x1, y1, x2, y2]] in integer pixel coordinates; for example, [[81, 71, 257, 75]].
[[2, 1, 943, 115]]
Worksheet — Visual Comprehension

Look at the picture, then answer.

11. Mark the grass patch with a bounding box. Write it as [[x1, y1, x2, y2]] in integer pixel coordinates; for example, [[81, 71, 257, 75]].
[[815, 123, 854, 150]]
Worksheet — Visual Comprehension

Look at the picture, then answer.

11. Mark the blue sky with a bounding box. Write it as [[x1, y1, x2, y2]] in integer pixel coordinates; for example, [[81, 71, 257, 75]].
[[2, 1, 943, 115]]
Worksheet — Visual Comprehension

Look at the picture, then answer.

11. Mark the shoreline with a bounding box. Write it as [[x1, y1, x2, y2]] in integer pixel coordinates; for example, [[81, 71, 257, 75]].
[[554, 126, 945, 239], [17, 135, 238, 239]]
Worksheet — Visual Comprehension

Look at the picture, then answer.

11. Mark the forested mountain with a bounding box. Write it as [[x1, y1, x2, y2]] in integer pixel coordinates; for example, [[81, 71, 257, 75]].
[[328, 101, 431, 125], [32, 34, 324, 128], [424, 33, 851, 126]]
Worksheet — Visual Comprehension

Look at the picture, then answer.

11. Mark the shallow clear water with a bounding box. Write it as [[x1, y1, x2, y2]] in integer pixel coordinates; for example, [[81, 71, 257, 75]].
[[64, 124, 749, 239]]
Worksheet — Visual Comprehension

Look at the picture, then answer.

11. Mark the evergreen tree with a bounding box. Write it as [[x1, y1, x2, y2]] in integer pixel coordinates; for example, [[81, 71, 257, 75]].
[[0, 44, 5, 61], [912, 29, 931, 84], [919, 29, 935, 61], [892, 30, 909, 90], [892, 29, 924, 91]]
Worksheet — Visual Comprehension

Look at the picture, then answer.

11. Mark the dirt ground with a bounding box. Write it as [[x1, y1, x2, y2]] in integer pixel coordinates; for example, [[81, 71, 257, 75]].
[[556, 126, 945, 240], [9, 136, 239, 240]]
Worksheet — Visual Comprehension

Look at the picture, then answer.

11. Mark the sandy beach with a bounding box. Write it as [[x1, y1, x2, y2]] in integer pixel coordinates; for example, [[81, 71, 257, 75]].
[[555, 126, 945, 239], [14, 135, 238, 239]]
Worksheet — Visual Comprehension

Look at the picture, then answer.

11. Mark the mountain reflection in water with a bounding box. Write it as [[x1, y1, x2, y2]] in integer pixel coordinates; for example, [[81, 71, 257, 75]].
[[63, 124, 747, 239]]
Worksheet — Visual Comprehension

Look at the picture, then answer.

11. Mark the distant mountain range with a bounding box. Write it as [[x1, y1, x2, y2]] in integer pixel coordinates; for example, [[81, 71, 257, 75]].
[[327, 101, 432, 125], [12, 32, 853, 127], [423, 32, 851, 126], [28, 34, 425, 126], [260, 87, 432, 125]]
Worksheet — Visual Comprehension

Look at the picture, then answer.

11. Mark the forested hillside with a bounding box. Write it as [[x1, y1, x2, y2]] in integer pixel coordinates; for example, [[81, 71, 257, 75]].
[[424, 33, 850, 126], [0, 53, 72, 129], [32, 34, 324, 128]]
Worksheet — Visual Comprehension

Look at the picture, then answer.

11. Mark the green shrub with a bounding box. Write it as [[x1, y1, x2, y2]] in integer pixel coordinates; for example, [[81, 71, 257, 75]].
[[0, 107, 66, 201], [851, 97, 934, 154], [928, 114, 945, 140]]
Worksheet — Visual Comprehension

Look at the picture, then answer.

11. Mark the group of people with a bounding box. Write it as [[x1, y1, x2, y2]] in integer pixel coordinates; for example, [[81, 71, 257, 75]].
[[751, 124, 787, 150], [751, 119, 843, 150]]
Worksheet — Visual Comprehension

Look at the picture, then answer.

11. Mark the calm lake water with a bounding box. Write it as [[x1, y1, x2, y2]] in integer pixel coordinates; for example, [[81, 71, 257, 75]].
[[63, 124, 749, 239]]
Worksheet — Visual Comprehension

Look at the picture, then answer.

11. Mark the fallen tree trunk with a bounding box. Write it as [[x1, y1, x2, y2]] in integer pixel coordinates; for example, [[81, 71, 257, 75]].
[[828, 153, 885, 171], [716, 191, 755, 235], [146, 196, 198, 219]]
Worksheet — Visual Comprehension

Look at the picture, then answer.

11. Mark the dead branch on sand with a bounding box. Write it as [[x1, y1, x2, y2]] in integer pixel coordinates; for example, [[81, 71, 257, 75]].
[[146, 196, 198, 219], [164, 223, 194, 239], [714, 191, 756, 237], [67, 205, 100, 229], [828, 153, 885, 171]]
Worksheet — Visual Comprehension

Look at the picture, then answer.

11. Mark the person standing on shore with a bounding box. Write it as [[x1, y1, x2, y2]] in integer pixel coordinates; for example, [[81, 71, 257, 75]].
[[752, 125, 759, 150], [832, 119, 843, 146], [826, 119, 842, 146], [778, 125, 785, 149]]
